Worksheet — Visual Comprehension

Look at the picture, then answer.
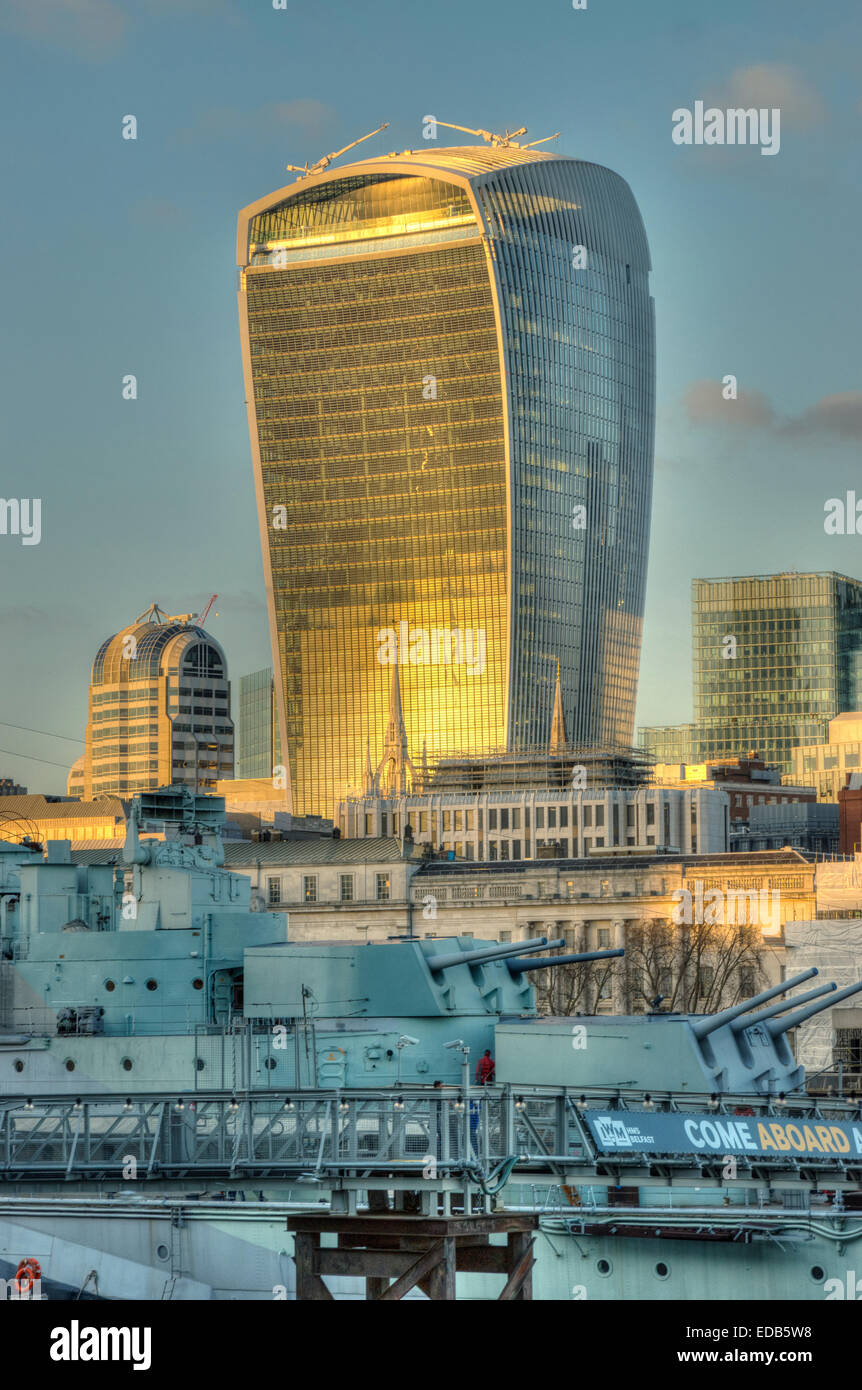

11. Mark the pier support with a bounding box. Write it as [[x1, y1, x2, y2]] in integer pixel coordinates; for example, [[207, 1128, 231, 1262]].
[[287, 1213, 537, 1301]]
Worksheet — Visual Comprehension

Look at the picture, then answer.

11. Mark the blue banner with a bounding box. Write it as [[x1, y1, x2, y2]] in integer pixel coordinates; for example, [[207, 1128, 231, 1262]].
[[584, 1110, 862, 1161]]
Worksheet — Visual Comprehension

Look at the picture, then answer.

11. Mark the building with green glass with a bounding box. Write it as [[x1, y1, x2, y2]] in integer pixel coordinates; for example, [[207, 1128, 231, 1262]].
[[237, 668, 282, 779], [238, 140, 655, 815], [640, 572, 862, 776]]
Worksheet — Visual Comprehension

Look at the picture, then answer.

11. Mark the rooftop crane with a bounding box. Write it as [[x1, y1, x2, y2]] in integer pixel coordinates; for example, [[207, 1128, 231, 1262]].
[[434, 122, 561, 150], [286, 122, 390, 179]]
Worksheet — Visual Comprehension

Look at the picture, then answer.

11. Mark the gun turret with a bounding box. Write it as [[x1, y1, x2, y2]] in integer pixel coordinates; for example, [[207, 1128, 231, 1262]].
[[731, 982, 837, 1032], [507, 947, 625, 974], [425, 936, 558, 972], [767, 979, 862, 1036], [690, 968, 819, 1039]]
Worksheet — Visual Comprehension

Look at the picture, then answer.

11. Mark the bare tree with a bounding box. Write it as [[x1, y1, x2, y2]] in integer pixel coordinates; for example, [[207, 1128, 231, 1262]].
[[530, 917, 767, 1017], [624, 917, 768, 1014]]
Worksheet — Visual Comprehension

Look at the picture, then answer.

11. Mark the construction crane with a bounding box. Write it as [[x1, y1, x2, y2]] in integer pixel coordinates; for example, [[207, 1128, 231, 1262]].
[[197, 594, 217, 627], [286, 123, 389, 179], [434, 122, 561, 150]]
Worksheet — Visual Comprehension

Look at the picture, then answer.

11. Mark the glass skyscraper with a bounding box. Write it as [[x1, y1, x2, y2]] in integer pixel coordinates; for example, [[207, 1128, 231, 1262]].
[[237, 668, 282, 779], [641, 572, 862, 776], [238, 142, 655, 815]]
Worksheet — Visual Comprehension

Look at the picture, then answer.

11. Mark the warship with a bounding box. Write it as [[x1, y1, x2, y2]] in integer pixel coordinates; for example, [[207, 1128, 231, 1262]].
[[1, 787, 861, 1301]]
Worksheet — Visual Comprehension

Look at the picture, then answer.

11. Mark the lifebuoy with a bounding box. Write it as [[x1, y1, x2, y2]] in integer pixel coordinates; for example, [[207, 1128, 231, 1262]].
[[13, 1257, 41, 1294]]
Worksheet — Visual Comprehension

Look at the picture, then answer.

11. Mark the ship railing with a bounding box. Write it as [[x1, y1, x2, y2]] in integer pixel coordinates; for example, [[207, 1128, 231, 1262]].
[[2, 1085, 862, 1185]]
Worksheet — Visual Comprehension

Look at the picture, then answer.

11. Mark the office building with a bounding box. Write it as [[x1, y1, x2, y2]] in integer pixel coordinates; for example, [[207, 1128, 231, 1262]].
[[237, 668, 282, 778], [238, 136, 655, 814], [76, 603, 234, 798], [641, 572, 862, 776]]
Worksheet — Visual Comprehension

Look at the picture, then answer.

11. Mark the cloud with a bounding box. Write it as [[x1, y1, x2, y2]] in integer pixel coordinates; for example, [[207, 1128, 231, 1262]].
[[717, 64, 826, 129], [684, 382, 862, 442], [683, 380, 775, 429], [172, 100, 336, 147], [0, 0, 128, 59], [780, 392, 862, 441]]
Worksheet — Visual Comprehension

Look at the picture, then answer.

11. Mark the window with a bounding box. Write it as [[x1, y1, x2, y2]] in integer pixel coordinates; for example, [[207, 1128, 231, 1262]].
[[512, 840, 521, 860], [489, 809, 498, 830], [267, 877, 281, 905], [598, 928, 610, 947], [419, 812, 429, 833], [697, 965, 714, 997], [339, 874, 354, 903], [488, 842, 498, 861], [443, 811, 452, 831], [365, 813, 374, 835], [454, 810, 463, 832], [646, 803, 655, 826], [465, 810, 475, 830], [584, 806, 592, 827], [303, 875, 318, 903], [559, 806, 568, 828], [376, 873, 390, 901], [595, 806, 605, 828], [535, 807, 545, 829], [511, 808, 521, 830], [547, 807, 556, 828], [739, 965, 756, 996]]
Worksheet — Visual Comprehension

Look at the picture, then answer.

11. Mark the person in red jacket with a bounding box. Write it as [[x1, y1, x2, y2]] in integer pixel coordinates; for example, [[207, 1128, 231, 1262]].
[[475, 1049, 495, 1085]]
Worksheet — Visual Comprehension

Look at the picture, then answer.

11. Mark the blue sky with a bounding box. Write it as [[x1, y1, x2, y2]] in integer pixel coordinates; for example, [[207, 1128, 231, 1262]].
[[0, 0, 860, 792]]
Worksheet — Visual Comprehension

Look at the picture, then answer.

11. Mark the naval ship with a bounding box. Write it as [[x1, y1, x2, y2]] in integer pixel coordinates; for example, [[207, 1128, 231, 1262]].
[[1, 787, 861, 1301]]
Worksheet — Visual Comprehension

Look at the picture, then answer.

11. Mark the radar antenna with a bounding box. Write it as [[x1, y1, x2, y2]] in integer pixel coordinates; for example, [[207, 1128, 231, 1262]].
[[434, 121, 530, 148], [286, 122, 390, 178]]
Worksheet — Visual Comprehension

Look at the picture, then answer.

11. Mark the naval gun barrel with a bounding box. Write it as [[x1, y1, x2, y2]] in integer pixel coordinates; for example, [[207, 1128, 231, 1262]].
[[731, 982, 837, 1031], [508, 947, 625, 974], [425, 935, 559, 973], [767, 978, 862, 1036], [690, 968, 819, 1039]]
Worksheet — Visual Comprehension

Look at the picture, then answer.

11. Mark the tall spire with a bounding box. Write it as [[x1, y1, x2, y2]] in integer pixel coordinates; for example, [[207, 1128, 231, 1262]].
[[364, 736, 376, 796], [375, 664, 417, 796], [549, 658, 568, 753]]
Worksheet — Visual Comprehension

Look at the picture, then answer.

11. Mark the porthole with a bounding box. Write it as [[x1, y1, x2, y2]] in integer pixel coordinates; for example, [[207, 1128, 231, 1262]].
[[596, 1258, 612, 1277], [145, 979, 158, 991], [121, 1058, 133, 1071], [195, 1058, 205, 1071], [264, 1057, 276, 1071], [13, 1059, 24, 1073], [192, 978, 203, 990], [155, 1244, 170, 1262], [104, 980, 116, 992], [654, 1261, 670, 1280], [810, 1266, 826, 1283], [65, 1059, 75, 1072]]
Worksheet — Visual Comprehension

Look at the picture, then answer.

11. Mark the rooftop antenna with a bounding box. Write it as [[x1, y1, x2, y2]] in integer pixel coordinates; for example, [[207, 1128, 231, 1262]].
[[286, 122, 390, 179]]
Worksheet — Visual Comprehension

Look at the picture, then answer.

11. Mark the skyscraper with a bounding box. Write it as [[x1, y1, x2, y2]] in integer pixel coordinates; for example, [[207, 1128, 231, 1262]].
[[641, 572, 862, 775], [238, 138, 655, 815], [78, 604, 235, 798], [237, 668, 282, 778]]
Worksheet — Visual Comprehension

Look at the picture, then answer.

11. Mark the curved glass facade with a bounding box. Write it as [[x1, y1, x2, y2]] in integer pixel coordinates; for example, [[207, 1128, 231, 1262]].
[[238, 148, 655, 816]]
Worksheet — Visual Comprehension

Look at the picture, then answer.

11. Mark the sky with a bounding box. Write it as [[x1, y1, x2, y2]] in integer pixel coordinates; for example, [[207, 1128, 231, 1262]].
[[0, 0, 860, 793]]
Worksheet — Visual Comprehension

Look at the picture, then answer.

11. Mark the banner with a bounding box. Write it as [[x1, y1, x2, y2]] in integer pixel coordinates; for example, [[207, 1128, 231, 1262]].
[[584, 1109, 862, 1160]]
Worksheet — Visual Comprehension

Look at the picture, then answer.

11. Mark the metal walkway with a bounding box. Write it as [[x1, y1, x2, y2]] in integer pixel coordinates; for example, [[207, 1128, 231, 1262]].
[[3, 1085, 862, 1190]]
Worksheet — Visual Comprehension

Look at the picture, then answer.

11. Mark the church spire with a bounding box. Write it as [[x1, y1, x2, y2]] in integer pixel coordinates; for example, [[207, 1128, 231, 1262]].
[[374, 663, 417, 796], [364, 736, 376, 796], [549, 658, 568, 753]]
